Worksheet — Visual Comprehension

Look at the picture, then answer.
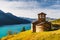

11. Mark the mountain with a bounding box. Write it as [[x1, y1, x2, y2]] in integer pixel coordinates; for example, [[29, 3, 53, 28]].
[[46, 17, 56, 21], [0, 10, 31, 26], [19, 17, 37, 22], [22, 17, 56, 22]]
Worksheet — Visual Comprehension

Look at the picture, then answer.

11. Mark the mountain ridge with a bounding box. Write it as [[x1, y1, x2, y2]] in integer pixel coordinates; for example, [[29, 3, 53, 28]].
[[0, 10, 31, 26]]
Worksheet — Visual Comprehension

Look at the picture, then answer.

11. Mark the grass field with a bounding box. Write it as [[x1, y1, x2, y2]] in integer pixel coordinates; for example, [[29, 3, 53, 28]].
[[1, 29, 60, 40]]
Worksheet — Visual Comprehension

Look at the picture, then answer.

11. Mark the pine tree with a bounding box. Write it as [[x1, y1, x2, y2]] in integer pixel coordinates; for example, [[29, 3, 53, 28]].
[[8, 30, 12, 35], [21, 26, 26, 32]]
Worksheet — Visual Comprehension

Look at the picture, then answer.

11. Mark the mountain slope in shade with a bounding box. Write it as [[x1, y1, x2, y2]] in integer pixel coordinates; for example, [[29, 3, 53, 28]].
[[0, 10, 31, 26]]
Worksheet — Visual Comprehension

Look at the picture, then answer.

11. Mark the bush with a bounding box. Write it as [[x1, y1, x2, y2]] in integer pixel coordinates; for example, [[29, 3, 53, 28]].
[[7, 30, 12, 35], [21, 26, 26, 32]]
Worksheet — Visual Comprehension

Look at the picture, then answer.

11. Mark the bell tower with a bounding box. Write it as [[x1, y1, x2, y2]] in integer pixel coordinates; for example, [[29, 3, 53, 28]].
[[38, 12, 46, 22]]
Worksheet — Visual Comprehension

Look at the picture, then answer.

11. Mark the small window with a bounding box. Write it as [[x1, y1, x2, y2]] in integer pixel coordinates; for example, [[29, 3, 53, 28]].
[[40, 15, 41, 18], [42, 15, 44, 18]]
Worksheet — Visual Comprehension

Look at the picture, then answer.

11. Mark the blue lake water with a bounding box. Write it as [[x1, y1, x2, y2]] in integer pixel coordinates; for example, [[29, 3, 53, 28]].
[[0, 24, 31, 38]]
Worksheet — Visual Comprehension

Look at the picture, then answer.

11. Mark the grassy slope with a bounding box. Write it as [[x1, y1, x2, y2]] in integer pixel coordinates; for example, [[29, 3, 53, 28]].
[[1, 30, 60, 40], [51, 19, 60, 24]]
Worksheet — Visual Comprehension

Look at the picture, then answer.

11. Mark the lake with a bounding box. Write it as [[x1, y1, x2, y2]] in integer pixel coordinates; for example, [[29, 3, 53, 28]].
[[0, 23, 31, 38]]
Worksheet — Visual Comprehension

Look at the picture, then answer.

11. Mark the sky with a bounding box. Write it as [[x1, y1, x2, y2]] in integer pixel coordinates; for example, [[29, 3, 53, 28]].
[[0, 0, 60, 18]]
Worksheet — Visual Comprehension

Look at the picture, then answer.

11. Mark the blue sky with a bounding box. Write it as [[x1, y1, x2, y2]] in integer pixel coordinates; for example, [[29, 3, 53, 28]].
[[0, 0, 60, 18]]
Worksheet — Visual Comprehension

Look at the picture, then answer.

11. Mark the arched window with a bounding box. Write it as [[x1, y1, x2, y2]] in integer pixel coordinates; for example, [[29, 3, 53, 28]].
[[40, 15, 41, 18], [42, 15, 44, 18]]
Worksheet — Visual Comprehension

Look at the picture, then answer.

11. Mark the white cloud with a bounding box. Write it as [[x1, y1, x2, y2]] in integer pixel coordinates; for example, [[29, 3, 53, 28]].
[[10, 1, 40, 9], [49, 5, 60, 9], [11, 8, 60, 18], [0, 1, 12, 12], [0, 0, 60, 19]]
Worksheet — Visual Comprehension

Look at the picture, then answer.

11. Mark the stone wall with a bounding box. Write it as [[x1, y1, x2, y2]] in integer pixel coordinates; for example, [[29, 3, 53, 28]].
[[31, 24, 33, 32], [36, 25, 44, 32]]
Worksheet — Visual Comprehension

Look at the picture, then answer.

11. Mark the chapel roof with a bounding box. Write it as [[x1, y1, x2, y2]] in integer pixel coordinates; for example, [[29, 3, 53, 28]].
[[38, 12, 46, 15]]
